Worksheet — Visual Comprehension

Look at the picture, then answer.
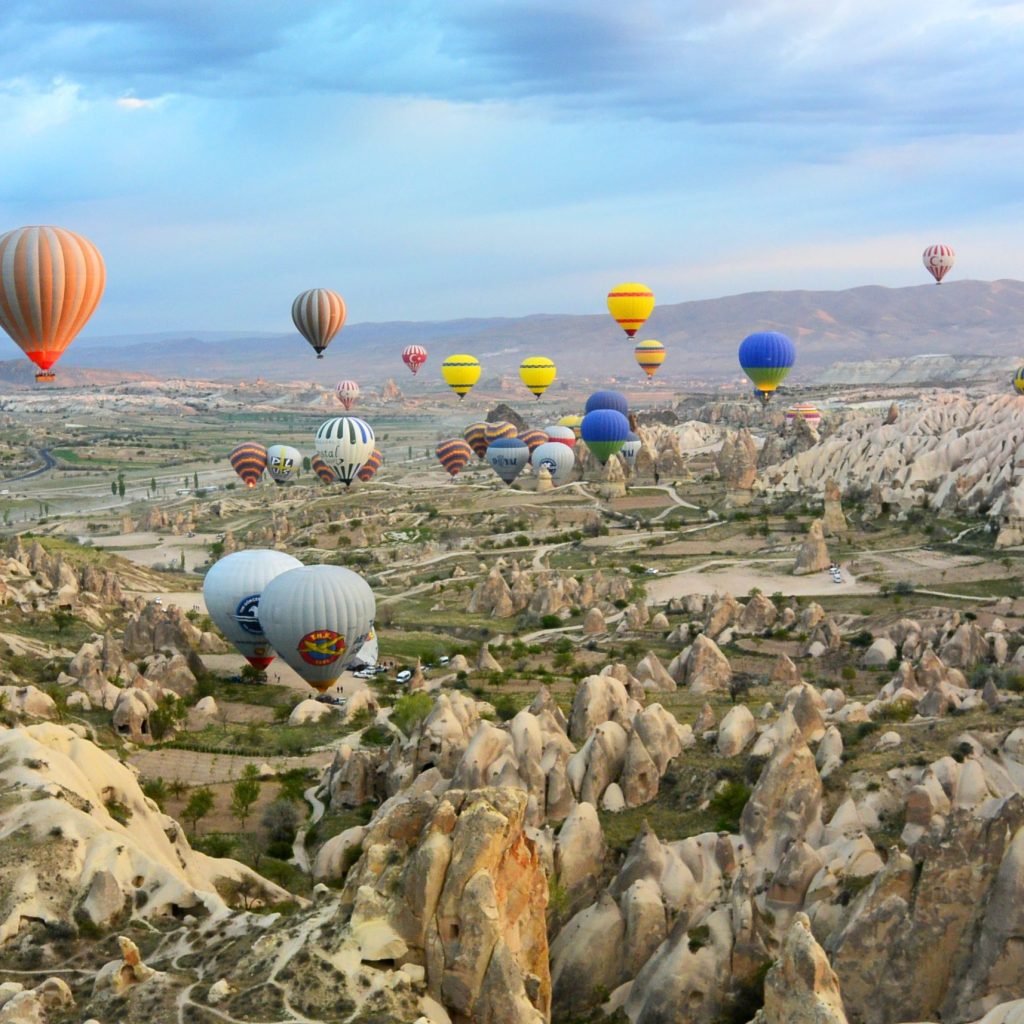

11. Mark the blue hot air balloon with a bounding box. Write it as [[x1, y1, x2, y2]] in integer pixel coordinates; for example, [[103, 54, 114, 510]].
[[486, 437, 530, 485], [738, 331, 795, 405], [584, 389, 629, 417], [581, 409, 630, 464]]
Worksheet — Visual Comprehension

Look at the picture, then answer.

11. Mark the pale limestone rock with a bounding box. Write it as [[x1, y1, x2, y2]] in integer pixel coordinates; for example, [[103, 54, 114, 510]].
[[794, 520, 831, 575], [583, 607, 606, 635], [634, 651, 676, 693], [685, 634, 732, 695], [717, 705, 756, 756]]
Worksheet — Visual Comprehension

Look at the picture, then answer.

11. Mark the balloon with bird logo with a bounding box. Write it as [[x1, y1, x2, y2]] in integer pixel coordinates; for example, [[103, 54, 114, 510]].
[[402, 344, 428, 375], [0, 226, 106, 382], [336, 380, 359, 411], [922, 244, 955, 284], [292, 288, 346, 358], [229, 442, 268, 488], [519, 356, 557, 399], [634, 339, 666, 380], [436, 438, 473, 478], [259, 565, 376, 692], [738, 331, 795, 406], [531, 441, 575, 487], [203, 549, 302, 670], [607, 282, 654, 338], [315, 416, 374, 486], [442, 354, 481, 399]]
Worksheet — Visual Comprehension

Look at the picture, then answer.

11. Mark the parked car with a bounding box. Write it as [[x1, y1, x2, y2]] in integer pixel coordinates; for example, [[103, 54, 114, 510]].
[[396, 669, 412, 684], [315, 694, 346, 706], [439, 656, 450, 666]]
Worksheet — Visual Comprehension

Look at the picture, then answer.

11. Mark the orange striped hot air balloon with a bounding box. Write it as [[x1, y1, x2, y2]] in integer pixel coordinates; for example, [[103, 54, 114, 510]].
[[634, 339, 666, 380], [464, 422, 488, 460], [518, 428, 548, 454], [356, 447, 383, 483], [311, 455, 337, 484], [0, 226, 106, 381], [607, 282, 654, 338], [229, 443, 267, 488], [436, 438, 472, 478], [484, 420, 517, 446], [292, 288, 346, 358]]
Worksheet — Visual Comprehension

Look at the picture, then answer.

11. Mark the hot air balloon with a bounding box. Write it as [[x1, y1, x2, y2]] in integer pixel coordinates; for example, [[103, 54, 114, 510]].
[[259, 565, 376, 692], [402, 344, 428, 375], [544, 424, 577, 448], [620, 432, 642, 471], [738, 331, 795, 405], [0, 226, 106, 382], [607, 282, 654, 338], [464, 422, 489, 460], [518, 428, 548, 454], [484, 420, 517, 446], [581, 409, 629, 464], [229, 442, 268, 488], [1014, 369, 1024, 395], [436, 438, 473, 478], [923, 244, 955, 284], [315, 416, 375, 486], [357, 447, 383, 483], [203, 550, 302, 669], [559, 414, 583, 439], [311, 455, 337, 484], [531, 441, 576, 487], [292, 288, 346, 358], [784, 402, 822, 430], [336, 379, 360, 411], [519, 356, 557, 399], [442, 354, 481, 399], [634, 339, 666, 380], [585, 390, 629, 417], [486, 437, 530, 486], [267, 444, 301, 484]]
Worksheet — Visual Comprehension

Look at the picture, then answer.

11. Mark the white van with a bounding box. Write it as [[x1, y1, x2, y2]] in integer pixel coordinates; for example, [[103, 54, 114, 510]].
[[396, 669, 412, 684]]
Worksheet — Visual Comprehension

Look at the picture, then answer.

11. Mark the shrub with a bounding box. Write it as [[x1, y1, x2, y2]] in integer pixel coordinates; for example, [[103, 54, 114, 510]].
[[390, 692, 433, 735], [841, 665, 857, 681], [850, 630, 874, 648], [539, 614, 562, 629], [361, 724, 392, 747], [877, 700, 915, 723], [709, 780, 751, 832]]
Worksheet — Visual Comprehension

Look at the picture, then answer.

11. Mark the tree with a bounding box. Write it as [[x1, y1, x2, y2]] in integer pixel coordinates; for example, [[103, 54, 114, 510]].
[[193, 471, 199, 490], [182, 786, 215, 835], [111, 480, 117, 496], [142, 777, 168, 810], [260, 799, 300, 844], [150, 477, 157, 495], [179, 549, 186, 570], [230, 765, 261, 828], [44, 686, 68, 724], [117, 476, 125, 499], [51, 608, 75, 634]]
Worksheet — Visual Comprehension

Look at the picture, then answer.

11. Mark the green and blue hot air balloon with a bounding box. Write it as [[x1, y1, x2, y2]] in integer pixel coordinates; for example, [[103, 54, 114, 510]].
[[581, 408, 630, 465], [738, 331, 795, 405]]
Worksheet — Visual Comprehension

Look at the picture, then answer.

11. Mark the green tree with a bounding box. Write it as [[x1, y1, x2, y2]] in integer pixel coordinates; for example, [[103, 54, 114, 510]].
[[230, 765, 261, 828], [179, 549, 186, 570], [117, 475, 125, 499], [44, 686, 68, 724], [111, 480, 117, 496], [182, 786, 215, 835], [150, 476, 157, 495], [193, 471, 199, 489], [142, 777, 168, 810], [50, 608, 75, 634]]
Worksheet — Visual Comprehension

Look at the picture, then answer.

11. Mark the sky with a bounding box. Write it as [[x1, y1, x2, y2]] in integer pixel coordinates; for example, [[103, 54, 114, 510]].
[[2, 0, 1024, 335]]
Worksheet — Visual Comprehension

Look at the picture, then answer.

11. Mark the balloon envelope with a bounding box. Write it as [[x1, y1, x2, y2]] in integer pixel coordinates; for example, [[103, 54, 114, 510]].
[[336, 379, 359, 411], [484, 420, 517, 446], [518, 428, 548, 454], [486, 437, 530, 485], [442, 354, 481, 399], [559, 414, 583, 439], [519, 356, 557, 398], [531, 441, 576, 487], [922, 244, 955, 284], [585, 390, 629, 417], [785, 402, 822, 429], [464, 422, 488, 459], [1014, 369, 1024, 395], [230, 442, 267, 488], [436, 438, 473, 477], [356, 447, 383, 483], [267, 444, 301, 484], [403, 344, 427, 375], [634, 339, 666, 379], [607, 282, 654, 337], [620, 432, 642, 470], [0, 226, 106, 379], [581, 409, 630, 464], [292, 288, 346, 357], [738, 331, 795, 398], [203, 549, 302, 669], [315, 416, 375, 486], [311, 455, 337, 484], [544, 424, 576, 448], [259, 565, 376, 692]]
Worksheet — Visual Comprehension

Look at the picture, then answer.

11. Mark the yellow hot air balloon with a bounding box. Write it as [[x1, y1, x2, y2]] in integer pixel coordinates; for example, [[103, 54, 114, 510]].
[[559, 413, 583, 440], [519, 356, 556, 399], [607, 282, 654, 338], [634, 339, 665, 380], [441, 354, 481, 400]]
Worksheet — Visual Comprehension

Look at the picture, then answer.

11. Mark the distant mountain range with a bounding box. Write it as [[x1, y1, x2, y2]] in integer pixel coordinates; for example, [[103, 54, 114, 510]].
[[19, 279, 1024, 386]]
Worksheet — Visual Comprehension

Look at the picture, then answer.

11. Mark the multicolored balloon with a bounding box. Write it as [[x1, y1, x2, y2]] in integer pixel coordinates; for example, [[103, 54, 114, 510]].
[[559, 414, 583, 440], [442, 354, 481, 399], [436, 438, 473, 478], [634, 339, 665, 380], [464, 422, 489, 460], [518, 428, 548, 454], [292, 288, 346, 358], [402, 344, 428, 375], [486, 437, 530, 486], [0, 226, 106, 382], [1013, 369, 1024, 395], [607, 282, 654, 338], [484, 420, 517, 446], [785, 402, 822, 430], [620, 432, 642, 471], [585, 390, 629, 417], [544, 424, 577, 448], [315, 416, 374, 486], [738, 331, 795, 405], [336, 379, 360, 411], [259, 565, 376, 692], [519, 356, 557, 399], [923, 244, 955, 284], [311, 455, 337, 484], [357, 447, 383, 483], [229, 442, 268, 488], [267, 444, 301, 484], [531, 441, 575, 487], [581, 409, 630, 465]]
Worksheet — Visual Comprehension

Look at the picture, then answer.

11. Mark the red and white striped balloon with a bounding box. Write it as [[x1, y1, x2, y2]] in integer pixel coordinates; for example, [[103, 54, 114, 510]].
[[402, 344, 427, 375], [336, 379, 359, 411], [922, 244, 955, 284]]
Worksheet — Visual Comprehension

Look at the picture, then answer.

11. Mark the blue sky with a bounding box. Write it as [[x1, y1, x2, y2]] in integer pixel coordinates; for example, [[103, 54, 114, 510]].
[[2, 0, 1023, 334]]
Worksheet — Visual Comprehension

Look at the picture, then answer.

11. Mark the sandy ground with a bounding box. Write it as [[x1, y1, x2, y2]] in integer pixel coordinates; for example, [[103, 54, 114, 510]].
[[645, 562, 874, 602], [127, 747, 334, 786], [88, 531, 215, 571]]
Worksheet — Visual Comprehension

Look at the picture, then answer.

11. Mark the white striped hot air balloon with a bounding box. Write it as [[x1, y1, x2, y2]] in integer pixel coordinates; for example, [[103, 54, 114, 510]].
[[0, 226, 106, 381], [315, 416, 374, 486], [402, 344, 427, 375], [336, 379, 359, 411], [922, 244, 955, 284], [292, 288, 346, 357]]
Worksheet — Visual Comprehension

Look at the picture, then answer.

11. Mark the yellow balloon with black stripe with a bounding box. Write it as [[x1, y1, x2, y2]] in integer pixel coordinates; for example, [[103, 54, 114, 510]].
[[519, 356, 556, 398], [442, 354, 481, 400], [1014, 367, 1024, 395], [634, 339, 666, 379]]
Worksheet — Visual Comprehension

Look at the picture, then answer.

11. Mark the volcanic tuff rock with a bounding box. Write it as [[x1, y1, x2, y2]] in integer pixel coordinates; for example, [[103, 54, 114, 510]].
[[681, 633, 733, 694], [716, 428, 759, 489], [793, 519, 831, 575]]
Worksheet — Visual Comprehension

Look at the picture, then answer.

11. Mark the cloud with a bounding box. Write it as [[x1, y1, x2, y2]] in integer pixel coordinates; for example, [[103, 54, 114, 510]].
[[115, 95, 159, 109]]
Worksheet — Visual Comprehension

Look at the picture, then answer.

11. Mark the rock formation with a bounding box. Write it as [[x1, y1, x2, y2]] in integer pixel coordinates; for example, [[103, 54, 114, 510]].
[[794, 519, 831, 575]]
